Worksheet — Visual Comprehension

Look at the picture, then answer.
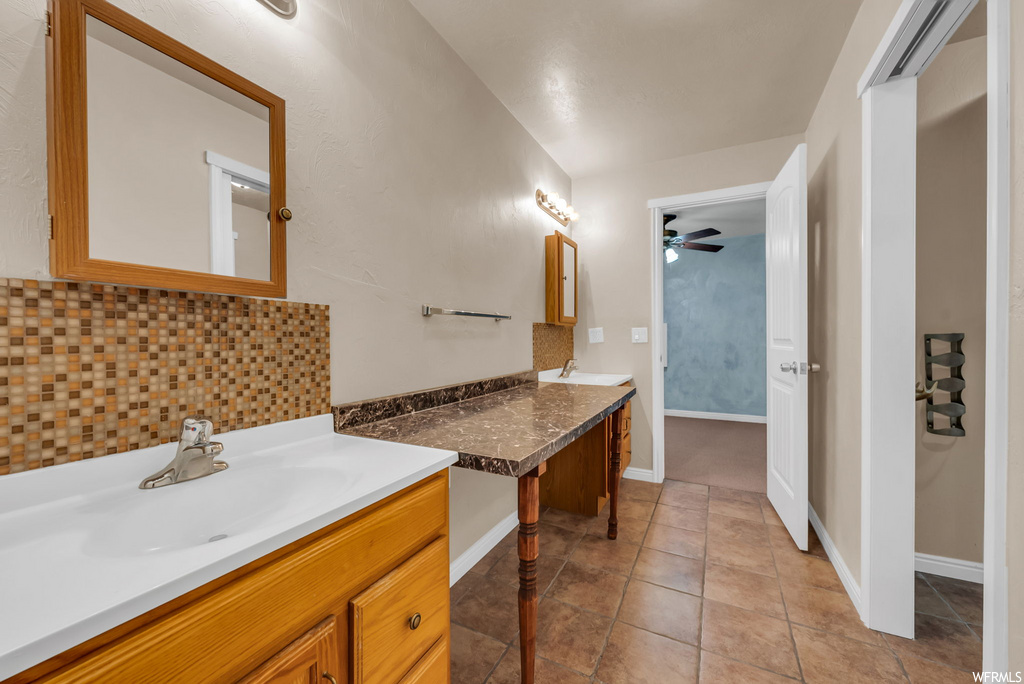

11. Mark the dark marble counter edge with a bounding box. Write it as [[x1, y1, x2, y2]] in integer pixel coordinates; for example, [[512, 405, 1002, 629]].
[[458, 385, 637, 478], [332, 370, 538, 431]]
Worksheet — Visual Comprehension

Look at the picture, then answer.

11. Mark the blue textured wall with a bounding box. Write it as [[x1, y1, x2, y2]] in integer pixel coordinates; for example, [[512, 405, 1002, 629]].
[[664, 234, 766, 416]]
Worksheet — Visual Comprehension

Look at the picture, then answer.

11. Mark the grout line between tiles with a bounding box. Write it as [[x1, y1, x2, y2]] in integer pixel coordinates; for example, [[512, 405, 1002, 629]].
[[762, 494, 807, 683], [919, 572, 984, 641]]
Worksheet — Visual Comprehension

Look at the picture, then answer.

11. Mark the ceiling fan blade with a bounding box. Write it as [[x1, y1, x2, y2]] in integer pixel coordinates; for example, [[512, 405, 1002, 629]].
[[677, 227, 722, 242], [682, 242, 724, 253]]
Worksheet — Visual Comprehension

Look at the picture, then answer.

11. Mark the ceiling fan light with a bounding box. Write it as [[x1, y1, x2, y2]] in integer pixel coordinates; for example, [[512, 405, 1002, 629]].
[[665, 247, 678, 264]]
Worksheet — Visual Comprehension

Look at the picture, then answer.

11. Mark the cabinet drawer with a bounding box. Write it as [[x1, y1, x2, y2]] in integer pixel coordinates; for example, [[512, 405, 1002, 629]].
[[351, 538, 449, 683], [622, 398, 631, 422], [622, 432, 632, 472], [399, 638, 449, 683]]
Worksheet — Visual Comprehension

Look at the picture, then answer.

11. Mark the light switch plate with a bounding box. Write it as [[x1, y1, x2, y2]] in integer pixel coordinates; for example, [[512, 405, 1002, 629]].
[[631, 327, 648, 344], [588, 327, 604, 344]]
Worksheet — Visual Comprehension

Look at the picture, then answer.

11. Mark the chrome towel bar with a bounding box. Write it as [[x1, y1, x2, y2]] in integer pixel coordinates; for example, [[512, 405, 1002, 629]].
[[422, 305, 511, 321]]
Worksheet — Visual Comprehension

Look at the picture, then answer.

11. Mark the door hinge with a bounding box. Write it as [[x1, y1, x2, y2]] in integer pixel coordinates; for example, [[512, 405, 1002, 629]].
[[47, 215, 54, 240], [45, 11, 52, 36]]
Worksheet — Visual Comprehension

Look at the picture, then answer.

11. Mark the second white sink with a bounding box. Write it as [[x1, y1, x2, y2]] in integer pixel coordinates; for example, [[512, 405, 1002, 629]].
[[538, 369, 633, 387]]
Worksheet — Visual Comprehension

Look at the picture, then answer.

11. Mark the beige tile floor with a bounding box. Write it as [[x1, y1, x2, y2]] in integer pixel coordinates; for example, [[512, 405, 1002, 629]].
[[450, 478, 983, 683]]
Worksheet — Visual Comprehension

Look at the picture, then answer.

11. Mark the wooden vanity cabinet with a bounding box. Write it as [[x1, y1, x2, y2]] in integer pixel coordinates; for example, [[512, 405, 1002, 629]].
[[540, 384, 632, 515], [17, 472, 451, 684], [238, 616, 341, 684], [545, 230, 578, 326]]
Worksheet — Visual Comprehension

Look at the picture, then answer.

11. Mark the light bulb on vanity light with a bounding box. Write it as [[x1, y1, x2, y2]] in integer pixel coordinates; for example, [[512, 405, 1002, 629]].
[[555, 197, 568, 212], [545, 192, 560, 206]]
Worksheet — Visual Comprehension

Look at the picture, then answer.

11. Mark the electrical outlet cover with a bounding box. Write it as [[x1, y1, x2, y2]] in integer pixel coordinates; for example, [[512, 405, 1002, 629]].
[[588, 327, 604, 344], [631, 327, 648, 344]]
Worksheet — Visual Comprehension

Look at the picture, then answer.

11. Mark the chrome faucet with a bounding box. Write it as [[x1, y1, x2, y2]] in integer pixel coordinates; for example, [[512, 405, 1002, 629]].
[[559, 358, 578, 379], [139, 417, 227, 489]]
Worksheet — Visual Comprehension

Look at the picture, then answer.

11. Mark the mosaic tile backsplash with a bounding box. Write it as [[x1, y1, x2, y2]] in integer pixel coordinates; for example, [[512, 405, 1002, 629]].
[[532, 322, 574, 371], [0, 279, 330, 475]]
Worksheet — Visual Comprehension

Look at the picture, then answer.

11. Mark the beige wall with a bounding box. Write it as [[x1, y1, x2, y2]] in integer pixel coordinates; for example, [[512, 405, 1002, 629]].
[[570, 134, 804, 474], [801, 0, 904, 585], [0, 0, 571, 563], [1008, 0, 1024, 670], [915, 35, 987, 564]]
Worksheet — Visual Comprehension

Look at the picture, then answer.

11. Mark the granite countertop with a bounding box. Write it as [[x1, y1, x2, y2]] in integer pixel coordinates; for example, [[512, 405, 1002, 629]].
[[338, 381, 636, 477]]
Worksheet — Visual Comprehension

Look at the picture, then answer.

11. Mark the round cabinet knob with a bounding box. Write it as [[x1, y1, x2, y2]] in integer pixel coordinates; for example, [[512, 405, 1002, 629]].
[[409, 613, 422, 630], [278, 207, 293, 221]]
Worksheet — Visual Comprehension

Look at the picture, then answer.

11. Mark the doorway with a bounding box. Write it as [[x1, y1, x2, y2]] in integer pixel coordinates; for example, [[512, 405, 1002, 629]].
[[649, 142, 811, 558], [660, 197, 768, 492], [858, 0, 1008, 669]]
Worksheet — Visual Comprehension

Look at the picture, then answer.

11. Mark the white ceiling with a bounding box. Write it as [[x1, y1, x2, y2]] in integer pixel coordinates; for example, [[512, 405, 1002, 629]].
[[666, 198, 766, 241], [409, 0, 864, 178]]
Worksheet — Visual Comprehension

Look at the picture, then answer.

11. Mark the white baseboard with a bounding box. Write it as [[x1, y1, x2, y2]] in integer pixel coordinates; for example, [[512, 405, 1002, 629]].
[[449, 511, 518, 587], [664, 409, 767, 424], [915, 552, 984, 584], [623, 466, 659, 483], [809, 504, 863, 616]]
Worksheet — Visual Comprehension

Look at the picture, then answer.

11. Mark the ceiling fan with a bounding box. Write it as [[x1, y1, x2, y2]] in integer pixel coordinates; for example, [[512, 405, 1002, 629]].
[[663, 214, 723, 262]]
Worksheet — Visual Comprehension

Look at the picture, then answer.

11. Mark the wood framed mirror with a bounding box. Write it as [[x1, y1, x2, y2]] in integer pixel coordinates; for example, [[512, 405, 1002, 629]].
[[46, 0, 288, 297]]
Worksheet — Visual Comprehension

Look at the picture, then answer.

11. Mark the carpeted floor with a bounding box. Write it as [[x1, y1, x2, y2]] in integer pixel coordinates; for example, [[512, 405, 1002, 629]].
[[664, 417, 767, 493]]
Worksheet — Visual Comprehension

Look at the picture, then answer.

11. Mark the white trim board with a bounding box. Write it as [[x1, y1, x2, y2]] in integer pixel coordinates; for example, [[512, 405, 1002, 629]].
[[622, 466, 658, 483], [983, 0, 1011, 672], [860, 76, 918, 639], [449, 510, 518, 587], [664, 410, 766, 424], [809, 505, 863, 617], [915, 553, 984, 584]]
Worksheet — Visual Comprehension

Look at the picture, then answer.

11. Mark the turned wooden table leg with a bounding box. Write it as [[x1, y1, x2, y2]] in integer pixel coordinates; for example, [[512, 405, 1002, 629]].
[[517, 463, 545, 684], [607, 407, 624, 540]]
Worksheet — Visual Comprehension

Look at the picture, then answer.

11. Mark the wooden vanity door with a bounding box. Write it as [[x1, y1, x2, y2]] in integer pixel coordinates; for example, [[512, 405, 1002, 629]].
[[238, 616, 341, 684]]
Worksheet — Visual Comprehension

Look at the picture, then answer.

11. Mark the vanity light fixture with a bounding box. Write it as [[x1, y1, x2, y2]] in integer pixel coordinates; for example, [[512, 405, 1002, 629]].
[[536, 189, 580, 226], [255, 0, 297, 18]]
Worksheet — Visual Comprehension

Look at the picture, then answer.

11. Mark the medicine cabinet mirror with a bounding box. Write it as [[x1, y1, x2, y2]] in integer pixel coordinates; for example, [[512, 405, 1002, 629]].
[[47, 0, 288, 296]]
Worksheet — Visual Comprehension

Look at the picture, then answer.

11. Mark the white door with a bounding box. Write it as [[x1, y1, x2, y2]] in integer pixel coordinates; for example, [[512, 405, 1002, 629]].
[[766, 144, 809, 550]]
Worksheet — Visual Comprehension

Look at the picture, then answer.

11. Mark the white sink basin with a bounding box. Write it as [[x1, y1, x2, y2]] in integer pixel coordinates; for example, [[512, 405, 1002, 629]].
[[538, 369, 633, 387], [84, 462, 355, 557], [0, 415, 456, 681]]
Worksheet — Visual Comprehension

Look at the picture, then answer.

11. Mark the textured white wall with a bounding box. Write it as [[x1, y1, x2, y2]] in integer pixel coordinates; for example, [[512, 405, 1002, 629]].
[[0, 0, 571, 561]]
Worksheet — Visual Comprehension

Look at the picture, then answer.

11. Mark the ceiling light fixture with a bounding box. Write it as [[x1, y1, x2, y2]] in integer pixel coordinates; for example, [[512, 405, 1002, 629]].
[[536, 189, 579, 226], [665, 247, 678, 264]]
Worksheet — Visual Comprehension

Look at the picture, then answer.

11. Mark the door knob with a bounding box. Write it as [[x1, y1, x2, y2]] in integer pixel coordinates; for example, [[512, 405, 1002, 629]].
[[800, 362, 822, 374], [780, 362, 797, 374]]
